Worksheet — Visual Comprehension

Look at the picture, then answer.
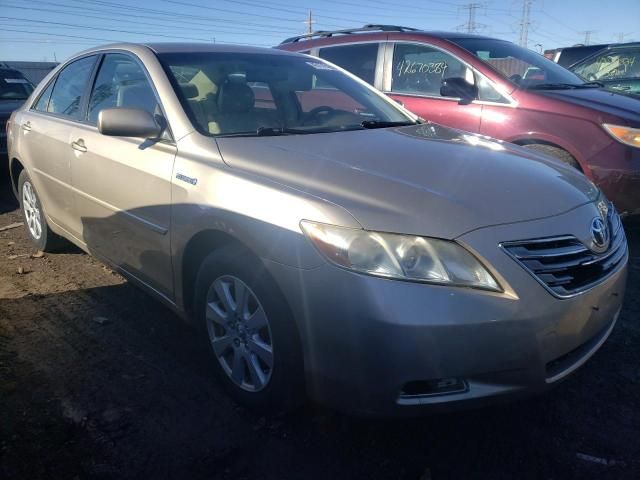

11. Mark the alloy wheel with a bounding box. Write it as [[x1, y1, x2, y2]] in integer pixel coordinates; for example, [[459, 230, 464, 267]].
[[22, 181, 42, 240], [206, 275, 274, 392]]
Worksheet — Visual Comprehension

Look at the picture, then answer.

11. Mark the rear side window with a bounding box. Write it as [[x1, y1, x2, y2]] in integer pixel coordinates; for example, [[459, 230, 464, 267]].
[[87, 54, 159, 124], [391, 43, 474, 97], [33, 81, 54, 112], [318, 44, 379, 85], [47, 56, 96, 119]]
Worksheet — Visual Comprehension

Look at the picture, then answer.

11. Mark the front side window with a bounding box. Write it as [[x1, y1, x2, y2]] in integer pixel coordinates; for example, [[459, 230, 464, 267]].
[[391, 43, 474, 97], [573, 49, 640, 82], [159, 52, 413, 137], [87, 54, 159, 124], [452, 38, 586, 89], [476, 75, 510, 103], [318, 43, 379, 85], [47, 56, 96, 119], [0, 73, 33, 100]]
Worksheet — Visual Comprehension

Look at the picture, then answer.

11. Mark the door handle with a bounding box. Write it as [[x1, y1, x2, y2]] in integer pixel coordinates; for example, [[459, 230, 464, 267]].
[[22, 121, 31, 132], [71, 138, 87, 153]]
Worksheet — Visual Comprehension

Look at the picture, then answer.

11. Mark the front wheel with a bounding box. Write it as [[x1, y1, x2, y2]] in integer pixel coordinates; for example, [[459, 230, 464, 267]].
[[18, 170, 66, 252], [522, 144, 581, 171], [194, 245, 304, 413]]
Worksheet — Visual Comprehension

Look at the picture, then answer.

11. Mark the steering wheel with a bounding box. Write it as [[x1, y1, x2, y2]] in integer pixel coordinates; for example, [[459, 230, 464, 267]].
[[304, 106, 336, 125]]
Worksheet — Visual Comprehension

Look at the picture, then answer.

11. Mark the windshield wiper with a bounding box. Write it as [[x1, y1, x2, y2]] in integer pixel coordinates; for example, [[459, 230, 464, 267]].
[[578, 81, 604, 88], [256, 126, 305, 136], [360, 120, 417, 129], [529, 82, 603, 90]]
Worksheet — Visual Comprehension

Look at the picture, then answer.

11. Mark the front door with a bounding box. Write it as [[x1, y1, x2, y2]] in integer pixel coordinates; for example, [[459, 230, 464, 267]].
[[70, 53, 177, 298], [383, 42, 482, 132]]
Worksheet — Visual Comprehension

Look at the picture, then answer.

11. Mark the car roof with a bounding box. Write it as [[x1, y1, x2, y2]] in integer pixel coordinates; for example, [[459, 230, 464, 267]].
[[0, 68, 26, 77], [279, 25, 497, 45], [73, 42, 302, 58], [143, 42, 300, 56], [601, 42, 640, 50]]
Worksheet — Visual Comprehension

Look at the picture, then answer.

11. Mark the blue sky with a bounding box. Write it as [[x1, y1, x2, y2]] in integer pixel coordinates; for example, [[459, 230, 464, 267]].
[[0, 0, 638, 62]]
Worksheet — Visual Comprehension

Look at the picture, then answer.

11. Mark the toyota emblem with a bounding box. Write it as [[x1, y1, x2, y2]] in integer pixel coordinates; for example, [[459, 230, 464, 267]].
[[590, 217, 610, 252]]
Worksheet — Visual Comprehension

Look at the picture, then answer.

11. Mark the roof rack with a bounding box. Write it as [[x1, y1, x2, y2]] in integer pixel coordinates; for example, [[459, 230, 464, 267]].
[[280, 24, 419, 44]]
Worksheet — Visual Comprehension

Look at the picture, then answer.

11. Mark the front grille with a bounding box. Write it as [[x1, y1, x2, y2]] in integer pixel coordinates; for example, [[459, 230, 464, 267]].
[[501, 205, 627, 298]]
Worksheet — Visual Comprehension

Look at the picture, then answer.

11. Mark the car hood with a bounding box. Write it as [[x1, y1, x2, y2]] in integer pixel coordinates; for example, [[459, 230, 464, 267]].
[[535, 87, 640, 123], [216, 123, 599, 239]]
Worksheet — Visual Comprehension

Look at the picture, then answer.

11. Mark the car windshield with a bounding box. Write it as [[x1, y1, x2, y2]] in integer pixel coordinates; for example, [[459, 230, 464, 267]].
[[0, 74, 34, 100], [158, 52, 415, 137], [572, 48, 640, 81], [452, 38, 588, 89]]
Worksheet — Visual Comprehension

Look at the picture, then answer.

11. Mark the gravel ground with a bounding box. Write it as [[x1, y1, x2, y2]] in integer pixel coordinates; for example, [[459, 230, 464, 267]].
[[1, 178, 639, 480]]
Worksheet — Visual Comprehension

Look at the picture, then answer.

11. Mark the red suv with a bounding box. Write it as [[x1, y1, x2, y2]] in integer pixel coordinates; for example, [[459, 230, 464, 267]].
[[278, 25, 640, 216]]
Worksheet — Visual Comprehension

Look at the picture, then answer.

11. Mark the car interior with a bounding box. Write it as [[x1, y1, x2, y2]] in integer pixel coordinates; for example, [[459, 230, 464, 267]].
[[169, 61, 378, 135]]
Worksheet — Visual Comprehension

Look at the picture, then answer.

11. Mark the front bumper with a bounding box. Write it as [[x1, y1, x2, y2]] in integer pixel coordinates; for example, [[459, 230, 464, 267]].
[[264, 204, 628, 416], [588, 141, 640, 216]]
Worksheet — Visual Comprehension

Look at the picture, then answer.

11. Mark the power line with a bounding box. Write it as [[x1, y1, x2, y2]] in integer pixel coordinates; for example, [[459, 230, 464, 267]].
[[0, 27, 268, 47], [0, 15, 220, 42], [162, 0, 347, 28], [0, 4, 287, 38], [4, 0, 297, 34], [540, 10, 580, 34]]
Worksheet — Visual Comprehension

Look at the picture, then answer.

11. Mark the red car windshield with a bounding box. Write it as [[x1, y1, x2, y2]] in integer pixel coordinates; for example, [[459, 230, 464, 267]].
[[452, 38, 588, 89]]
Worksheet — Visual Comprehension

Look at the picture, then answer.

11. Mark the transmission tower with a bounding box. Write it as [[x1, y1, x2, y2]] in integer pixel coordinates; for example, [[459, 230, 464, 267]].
[[518, 0, 533, 48], [616, 32, 631, 43], [459, 3, 484, 33], [580, 30, 596, 45]]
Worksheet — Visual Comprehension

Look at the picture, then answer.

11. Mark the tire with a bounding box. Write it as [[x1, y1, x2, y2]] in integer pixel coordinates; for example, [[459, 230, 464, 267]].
[[18, 170, 67, 252], [194, 245, 304, 413], [522, 143, 581, 170]]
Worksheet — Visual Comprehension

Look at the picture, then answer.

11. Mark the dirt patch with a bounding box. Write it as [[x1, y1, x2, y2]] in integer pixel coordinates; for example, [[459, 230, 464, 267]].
[[1, 184, 639, 480]]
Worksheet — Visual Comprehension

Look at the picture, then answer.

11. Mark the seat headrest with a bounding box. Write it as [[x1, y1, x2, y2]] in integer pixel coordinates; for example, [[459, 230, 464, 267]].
[[179, 83, 199, 99], [217, 81, 255, 114], [117, 84, 157, 112]]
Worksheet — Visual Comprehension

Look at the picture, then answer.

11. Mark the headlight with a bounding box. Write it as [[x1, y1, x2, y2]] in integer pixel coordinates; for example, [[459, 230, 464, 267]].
[[603, 124, 640, 148], [301, 221, 500, 291]]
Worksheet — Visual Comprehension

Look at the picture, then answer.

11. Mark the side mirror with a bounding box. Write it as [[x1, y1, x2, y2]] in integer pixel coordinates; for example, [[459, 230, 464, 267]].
[[440, 77, 479, 105], [98, 107, 162, 138]]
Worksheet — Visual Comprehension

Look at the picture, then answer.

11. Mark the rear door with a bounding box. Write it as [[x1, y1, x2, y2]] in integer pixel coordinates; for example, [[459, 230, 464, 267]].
[[69, 52, 177, 298], [17, 55, 98, 239], [382, 42, 482, 132]]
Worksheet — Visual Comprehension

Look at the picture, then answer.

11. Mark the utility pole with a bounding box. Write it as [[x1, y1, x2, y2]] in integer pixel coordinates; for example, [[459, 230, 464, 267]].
[[518, 0, 533, 48], [304, 10, 315, 35], [580, 30, 596, 45]]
